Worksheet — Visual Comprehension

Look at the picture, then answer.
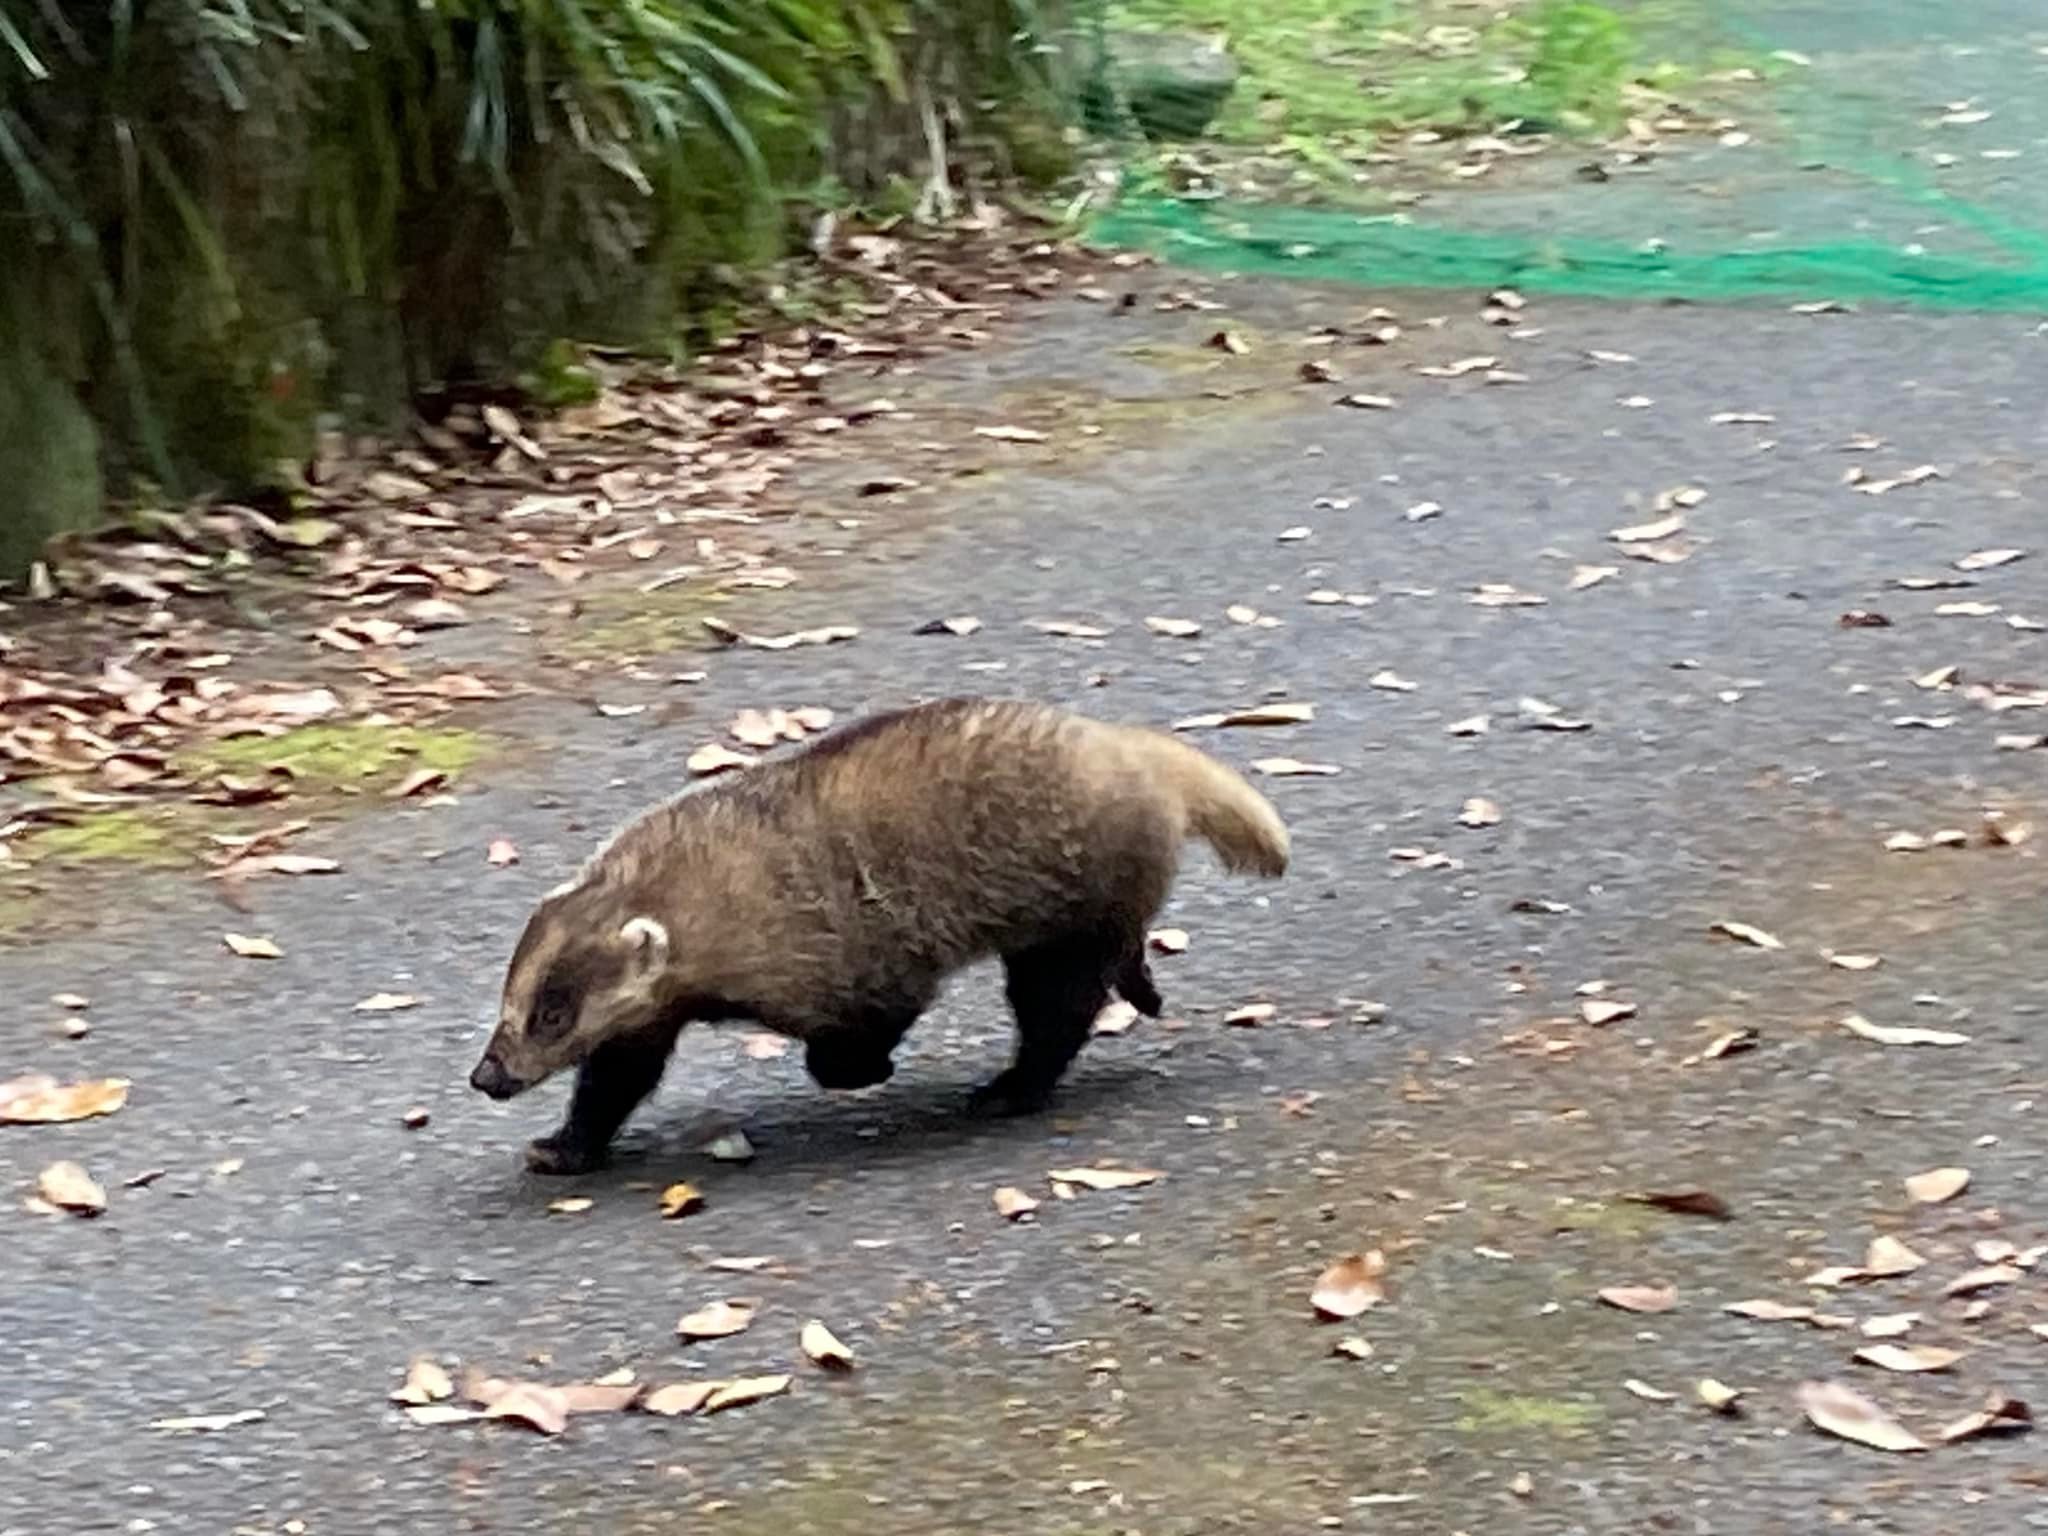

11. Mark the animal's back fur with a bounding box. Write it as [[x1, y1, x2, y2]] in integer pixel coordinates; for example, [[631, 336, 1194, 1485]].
[[585, 697, 1286, 1031]]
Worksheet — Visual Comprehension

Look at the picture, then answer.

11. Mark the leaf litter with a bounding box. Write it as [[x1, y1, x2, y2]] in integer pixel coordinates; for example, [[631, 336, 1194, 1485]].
[[0, 1073, 129, 1124], [1311, 1252, 1387, 1319], [1799, 1380, 1926, 1453]]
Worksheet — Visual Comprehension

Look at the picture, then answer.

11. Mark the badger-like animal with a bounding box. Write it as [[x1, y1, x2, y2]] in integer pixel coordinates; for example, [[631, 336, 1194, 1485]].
[[469, 696, 1289, 1173]]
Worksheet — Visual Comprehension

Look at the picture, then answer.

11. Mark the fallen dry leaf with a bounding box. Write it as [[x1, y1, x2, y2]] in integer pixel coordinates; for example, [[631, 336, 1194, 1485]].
[[1865, 1235, 1927, 1278], [1711, 920, 1782, 950], [222, 932, 283, 960], [641, 1382, 720, 1417], [34, 1160, 106, 1216], [150, 1408, 266, 1433], [705, 1130, 755, 1163], [1311, 1252, 1387, 1320], [1626, 1189, 1732, 1221], [1027, 619, 1110, 639], [1825, 952, 1882, 971], [486, 838, 520, 867], [0, 1073, 129, 1124], [687, 743, 755, 776], [1445, 715, 1489, 737], [1251, 757, 1341, 777], [391, 1357, 455, 1406], [702, 618, 858, 650], [1703, 1027, 1760, 1059], [1725, 1298, 1818, 1324], [1624, 1379, 1675, 1403], [1173, 703, 1315, 730], [1697, 1379, 1744, 1414], [1148, 928, 1189, 954], [1955, 548, 2025, 572], [702, 1374, 792, 1415], [800, 1320, 855, 1371], [1570, 564, 1619, 591], [1049, 1166, 1162, 1192], [1799, 1380, 1925, 1453], [1611, 512, 1686, 543], [354, 992, 419, 1013], [1939, 1393, 2033, 1444], [974, 424, 1048, 443], [1854, 1344, 1961, 1374], [1599, 1284, 1677, 1314], [915, 615, 982, 637], [1224, 1002, 1276, 1027], [1861, 1313, 1920, 1339], [1842, 1013, 1970, 1047], [1581, 999, 1637, 1027], [482, 1381, 569, 1436], [659, 1183, 704, 1220], [1904, 1167, 1970, 1204], [677, 1300, 757, 1341], [993, 1186, 1040, 1220], [1457, 797, 1502, 828], [1943, 1264, 2022, 1297], [546, 1197, 593, 1215], [1369, 669, 1419, 691], [1332, 1336, 1375, 1361], [1144, 616, 1202, 639]]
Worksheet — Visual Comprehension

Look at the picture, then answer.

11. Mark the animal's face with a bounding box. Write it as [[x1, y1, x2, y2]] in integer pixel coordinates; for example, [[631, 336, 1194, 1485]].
[[468, 892, 671, 1099]]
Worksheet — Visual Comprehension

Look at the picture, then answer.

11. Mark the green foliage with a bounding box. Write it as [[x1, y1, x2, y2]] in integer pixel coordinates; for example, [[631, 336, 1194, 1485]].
[[0, 0, 1064, 563]]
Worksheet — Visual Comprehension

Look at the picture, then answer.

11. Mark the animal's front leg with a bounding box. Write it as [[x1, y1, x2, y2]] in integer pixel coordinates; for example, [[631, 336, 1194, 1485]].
[[526, 1026, 679, 1174], [801, 1005, 923, 1092]]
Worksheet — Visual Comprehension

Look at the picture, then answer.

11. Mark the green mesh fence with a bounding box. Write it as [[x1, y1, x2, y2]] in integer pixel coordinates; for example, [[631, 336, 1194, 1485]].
[[1065, 0, 2048, 310]]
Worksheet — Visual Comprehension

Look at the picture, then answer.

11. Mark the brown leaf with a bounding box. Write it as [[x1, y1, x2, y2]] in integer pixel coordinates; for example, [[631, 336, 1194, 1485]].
[[1725, 1298, 1817, 1323], [1457, 797, 1502, 828], [403, 598, 470, 630], [687, 743, 756, 777], [1861, 1313, 1920, 1339], [34, 1160, 106, 1216], [677, 1300, 756, 1340], [659, 1182, 704, 1219], [1598, 1284, 1677, 1314], [1903, 1167, 1969, 1204], [387, 767, 448, 800], [1943, 1264, 2022, 1297], [1611, 512, 1686, 543], [1854, 1344, 1962, 1374], [1580, 999, 1637, 1027], [800, 1320, 855, 1371], [558, 1380, 641, 1414], [641, 1382, 719, 1417], [1144, 616, 1203, 638], [1311, 1252, 1388, 1320], [483, 1381, 569, 1436], [1711, 920, 1782, 950], [1148, 928, 1189, 954], [0, 1073, 130, 1124], [1172, 703, 1315, 730], [1626, 1189, 1732, 1221], [1048, 1166, 1163, 1192], [1799, 1381, 1925, 1452], [1939, 1393, 2033, 1443], [702, 1374, 792, 1414], [486, 838, 520, 867], [390, 1357, 455, 1406], [1703, 1027, 1760, 1059], [1955, 548, 2025, 572], [1842, 1013, 1970, 1047], [222, 932, 283, 960], [1864, 1235, 1927, 1278], [1697, 1379, 1744, 1414], [993, 1186, 1040, 1220], [1224, 1002, 1276, 1027], [1825, 952, 1882, 971], [1251, 757, 1341, 777], [354, 992, 419, 1013]]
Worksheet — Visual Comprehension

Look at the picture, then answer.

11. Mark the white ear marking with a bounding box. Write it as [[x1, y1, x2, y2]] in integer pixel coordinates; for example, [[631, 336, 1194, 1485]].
[[620, 916, 669, 952]]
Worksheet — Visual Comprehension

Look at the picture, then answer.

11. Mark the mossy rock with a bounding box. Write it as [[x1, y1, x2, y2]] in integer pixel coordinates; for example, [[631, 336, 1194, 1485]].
[[1084, 30, 1242, 141]]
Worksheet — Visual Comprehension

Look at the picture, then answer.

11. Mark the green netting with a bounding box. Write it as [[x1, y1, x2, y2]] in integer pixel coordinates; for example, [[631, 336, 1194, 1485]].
[[1064, 0, 2048, 310]]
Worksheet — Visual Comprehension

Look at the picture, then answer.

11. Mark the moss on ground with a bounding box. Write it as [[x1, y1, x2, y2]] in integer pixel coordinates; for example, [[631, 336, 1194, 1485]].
[[181, 723, 485, 790], [1456, 1387, 1602, 1437]]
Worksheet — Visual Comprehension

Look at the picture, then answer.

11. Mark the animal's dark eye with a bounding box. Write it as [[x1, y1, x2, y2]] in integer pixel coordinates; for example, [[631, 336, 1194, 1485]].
[[530, 983, 576, 1041]]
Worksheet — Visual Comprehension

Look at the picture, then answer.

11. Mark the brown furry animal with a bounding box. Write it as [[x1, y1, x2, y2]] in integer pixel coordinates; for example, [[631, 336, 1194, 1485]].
[[468, 696, 1289, 1173]]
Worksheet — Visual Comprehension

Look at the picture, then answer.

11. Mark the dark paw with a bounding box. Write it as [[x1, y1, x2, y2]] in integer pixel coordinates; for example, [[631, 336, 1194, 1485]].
[[525, 1132, 607, 1176], [805, 1042, 897, 1092], [968, 1070, 1056, 1117]]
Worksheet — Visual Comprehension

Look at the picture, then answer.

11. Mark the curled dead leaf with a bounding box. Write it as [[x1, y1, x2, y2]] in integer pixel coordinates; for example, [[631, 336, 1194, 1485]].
[[642, 1381, 720, 1417], [547, 1197, 593, 1215], [1626, 1189, 1731, 1221], [702, 1374, 792, 1414], [482, 1381, 569, 1436], [1624, 1379, 1675, 1403], [1598, 1284, 1677, 1314], [0, 1073, 129, 1124], [34, 1159, 106, 1216], [222, 932, 282, 959], [486, 838, 520, 867], [1939, 1393, 2032, 1443], [391, 1357, 455, 1406], [800, 1320, 855, 1371], [1251, 757, 1341, 777], [659, 1182, 704, 1219], [993, 1186, 1040, 1220], [1943, 1264, 2022, 1298], [1903, 1167, 1969, 1204], [1864, 1235, 1927, 1278], [1173, 703, 1315, 730], [1148, 928, 1189, 954], [1311, 1251, 1387, 1320], [1697, 1379, 1743, 1414], [687, 743, 756, 777], [1798, 1380, 1925, 1453], [1580, 999, 1637, 1027], [1854, 1344, 1961, 1374], [677, 1299, 757, 1340], [1842, 1013, 1969, 1047], [1711, 920, 1782, 950], [1457, 797, 1502, 828], [1048, 1166, 1162, 1192]]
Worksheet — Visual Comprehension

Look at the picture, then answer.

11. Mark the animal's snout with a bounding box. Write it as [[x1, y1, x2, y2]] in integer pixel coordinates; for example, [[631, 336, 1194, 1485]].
[[468, 1052, 524, 1100]]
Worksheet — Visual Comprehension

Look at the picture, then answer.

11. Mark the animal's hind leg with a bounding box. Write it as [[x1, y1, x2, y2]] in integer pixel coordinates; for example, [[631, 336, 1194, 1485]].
[[1116, 949, 1163, 1017], [527, 1024, 681, 1175], [973, 936, 1119, 1115]]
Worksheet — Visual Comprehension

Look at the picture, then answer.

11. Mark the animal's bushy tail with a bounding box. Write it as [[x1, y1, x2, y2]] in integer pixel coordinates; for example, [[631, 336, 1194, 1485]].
[[1129, 730, 1290, 877]]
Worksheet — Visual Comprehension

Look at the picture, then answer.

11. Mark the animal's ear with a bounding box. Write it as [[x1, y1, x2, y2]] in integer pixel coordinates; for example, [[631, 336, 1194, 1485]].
[[618, 916, 670, 979]]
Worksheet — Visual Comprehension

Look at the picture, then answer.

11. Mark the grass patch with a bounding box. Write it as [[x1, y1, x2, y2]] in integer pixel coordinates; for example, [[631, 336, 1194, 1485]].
[[1456, 1387, 1602, 1437], [16, 811, 189, 869], [182, 724, 485, 791], [560, 586, 746, 661]]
